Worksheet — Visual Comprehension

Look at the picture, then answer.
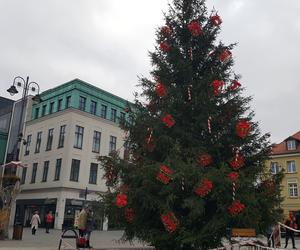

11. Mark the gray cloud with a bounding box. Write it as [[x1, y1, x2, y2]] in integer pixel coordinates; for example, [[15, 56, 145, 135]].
[[0, 0, 299, 143]]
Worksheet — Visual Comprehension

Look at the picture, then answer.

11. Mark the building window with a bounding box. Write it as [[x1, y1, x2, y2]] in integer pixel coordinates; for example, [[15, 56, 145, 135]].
[[74, 126, 84, 149], [35, 131, 42, 153], [287, 140, 296, 150], [46, 128, 54, 151], [79, 96, 86, 111], [66, 96, 71, 108], [70, 159, 80, 182], [54, 158, 62, 181], [57, 99, 63, 111], [42, 105, 47, 116], [58, 125, 66, 148], [34, 107, 39, 119], [288, 182, 298, 197], [42, 161, 49, 182], [89, 163, 98, 184], [49, 102, 54, 114], [111, 108, 117, 122], [31, 163, 38, 183], [90, 101, 97, 115], [21, 167, 27, 184], [124, 141, 130, 160], [120, 112, 125, 121], [109, 136, 117, 153], [101, 105, 107, 119], [24, 134, 32, 156], [270, 162, 280, 174], [92, 131, 101, 153], [287, 161, 296, 173]]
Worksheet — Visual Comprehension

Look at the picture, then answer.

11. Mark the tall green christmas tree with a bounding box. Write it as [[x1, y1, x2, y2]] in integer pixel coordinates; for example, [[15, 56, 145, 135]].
[[98, 0, 283, 249]]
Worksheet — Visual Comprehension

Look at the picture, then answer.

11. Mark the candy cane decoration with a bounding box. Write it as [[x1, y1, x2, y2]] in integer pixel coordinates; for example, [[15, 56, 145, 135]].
[[232, 182, 236, 201], [188, 85, 192, 101], [189, 47, 193, 60], [147, 128, 153, 144], [208, 116, 212, 134]]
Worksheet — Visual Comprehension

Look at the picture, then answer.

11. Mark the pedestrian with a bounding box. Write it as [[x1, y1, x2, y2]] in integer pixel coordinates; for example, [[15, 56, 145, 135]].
[[30, 211, 41, 235], [266, 224, 275, 248], [85, 208, 95, 248], [284, 211, 297, 249], [77, 205, 88, 237], [45, 211, 54, 233]]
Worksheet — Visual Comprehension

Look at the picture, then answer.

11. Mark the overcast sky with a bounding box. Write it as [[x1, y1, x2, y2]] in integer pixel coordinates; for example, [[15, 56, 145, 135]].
[[0, 0, 299, 144]]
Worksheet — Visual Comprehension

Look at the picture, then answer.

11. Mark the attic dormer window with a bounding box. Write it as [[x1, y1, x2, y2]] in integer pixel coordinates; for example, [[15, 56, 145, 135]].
[[287, 140, 296, 150]]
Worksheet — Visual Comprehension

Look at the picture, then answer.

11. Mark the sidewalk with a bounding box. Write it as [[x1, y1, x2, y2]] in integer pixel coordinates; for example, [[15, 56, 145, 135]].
[[1, 227, 300, 249]]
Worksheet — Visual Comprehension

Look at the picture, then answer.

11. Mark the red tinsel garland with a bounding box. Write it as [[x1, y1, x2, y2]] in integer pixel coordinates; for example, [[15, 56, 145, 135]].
[[161, 113, 175, 128], [211, 15, 222, 26], [161, 25, 172, 36], [211, 80, 224, 96], [125, 208, 134, 222], [219, 49, 232, 62], [160, 42, 171, 53], [161, 212, 179, 233], [155, 83, 167, 97], [197, 153, 213, 167], [116, 194, 128, 208], [228, 172, 239, 182], [194, 178, 213, 197], [187, 21, 203, 37], [229, 153, 245, 170], [228, 200, 245, 216], [236, 120, 251, 138]]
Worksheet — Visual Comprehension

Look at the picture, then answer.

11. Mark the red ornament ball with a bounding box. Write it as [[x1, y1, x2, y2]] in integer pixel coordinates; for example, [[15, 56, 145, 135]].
[[211, 15, 222, 26], [160, 42, 171, 53], [194, 178, 213, 197], [187, 21, 203, 37], [161, 211, 179, 233], [197, 153, 213, 167], [236, 120, 251, 138], [161, 113, 175, 128], [228, 200, 245, 216], [228, 172, 239, 182], [155, 83, 167, 97], [116, 194, 128, 208]]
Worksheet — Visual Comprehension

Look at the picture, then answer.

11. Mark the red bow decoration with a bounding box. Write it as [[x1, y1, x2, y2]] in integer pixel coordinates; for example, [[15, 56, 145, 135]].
[[161, 25, 172, 36], [156, 165, 174, 184], [219, 49, 232, 62], [228, 172, 239, 182], [161, 211, 179, 233], [161, 113, 175, 128], [236, 120, 251, 138], [194, 178, 213, 197], [228, 200, 245, 216], [125, 208, 134, 222], [229, 80, 241, 91], [160, 42, 171, 53], [155, 83, 167, 97], [116, 193, 128, 208], [211, 15, 222, 26], [229, 153, 245, 170], [187, 21, 203, 37], [211, 80, 224, 96], [197, 153, 213, 167]]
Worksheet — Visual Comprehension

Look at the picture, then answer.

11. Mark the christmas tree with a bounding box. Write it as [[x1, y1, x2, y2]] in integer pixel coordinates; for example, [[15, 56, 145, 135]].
[[98, 0, 283, 249]]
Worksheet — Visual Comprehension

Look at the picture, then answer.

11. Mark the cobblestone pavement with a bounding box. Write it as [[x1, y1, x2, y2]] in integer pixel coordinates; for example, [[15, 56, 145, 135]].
[[1, 227, 300, 249]]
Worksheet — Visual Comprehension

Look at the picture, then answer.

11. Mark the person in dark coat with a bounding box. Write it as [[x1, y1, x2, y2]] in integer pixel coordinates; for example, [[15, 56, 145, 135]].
[[284, 211, 297, 249], [85, 208, 95, 249]]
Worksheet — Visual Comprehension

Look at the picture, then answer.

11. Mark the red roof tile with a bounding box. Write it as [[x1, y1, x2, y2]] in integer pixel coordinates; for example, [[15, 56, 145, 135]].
[[271, 131, 300, 155]]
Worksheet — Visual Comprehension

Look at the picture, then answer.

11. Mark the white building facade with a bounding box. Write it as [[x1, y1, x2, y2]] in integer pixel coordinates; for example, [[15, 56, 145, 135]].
[[12, 79, 129, 229]]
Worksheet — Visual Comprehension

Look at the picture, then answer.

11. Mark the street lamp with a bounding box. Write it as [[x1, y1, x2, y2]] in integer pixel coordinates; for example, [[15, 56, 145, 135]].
[[6, 76, 41, 162]]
